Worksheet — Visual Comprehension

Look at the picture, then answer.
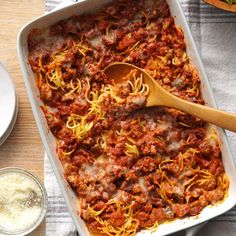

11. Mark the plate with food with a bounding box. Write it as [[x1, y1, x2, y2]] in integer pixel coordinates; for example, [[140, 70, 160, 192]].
[[203, 0, 236, 12], [17, 0, 236, 235]]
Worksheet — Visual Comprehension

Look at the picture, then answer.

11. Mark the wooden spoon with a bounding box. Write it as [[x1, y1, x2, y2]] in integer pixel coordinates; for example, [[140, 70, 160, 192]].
[[105, 62, 236, 132]]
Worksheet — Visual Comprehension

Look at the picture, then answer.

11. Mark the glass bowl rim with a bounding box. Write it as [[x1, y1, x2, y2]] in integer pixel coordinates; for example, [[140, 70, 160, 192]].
[[0, 167, 48, 236]]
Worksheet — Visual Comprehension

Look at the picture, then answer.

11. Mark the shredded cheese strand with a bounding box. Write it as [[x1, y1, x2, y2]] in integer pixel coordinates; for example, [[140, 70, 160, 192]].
[[66, 114, 93, 141], [88, 199, 139, 236]]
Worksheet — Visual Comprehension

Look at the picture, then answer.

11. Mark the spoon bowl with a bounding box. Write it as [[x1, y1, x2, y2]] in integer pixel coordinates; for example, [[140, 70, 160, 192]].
[[105, 62, 163, 107], [105, 62, 236, 132]]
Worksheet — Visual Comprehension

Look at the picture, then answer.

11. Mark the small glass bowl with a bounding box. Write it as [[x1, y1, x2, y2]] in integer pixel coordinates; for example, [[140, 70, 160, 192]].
[[0, 167, 48, 236]]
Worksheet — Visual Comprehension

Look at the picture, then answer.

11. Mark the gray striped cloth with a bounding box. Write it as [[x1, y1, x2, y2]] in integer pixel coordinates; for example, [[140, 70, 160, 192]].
[[44, 0, 236, 235]]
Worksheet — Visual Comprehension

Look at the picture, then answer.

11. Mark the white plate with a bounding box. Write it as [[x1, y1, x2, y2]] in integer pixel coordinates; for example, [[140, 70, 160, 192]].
[[0, 63, 17, 145], [0, 97, 18, 146]]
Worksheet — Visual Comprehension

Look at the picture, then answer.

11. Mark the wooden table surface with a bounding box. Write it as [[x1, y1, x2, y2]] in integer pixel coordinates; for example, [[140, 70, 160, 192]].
[[0, 0, 45, 235]]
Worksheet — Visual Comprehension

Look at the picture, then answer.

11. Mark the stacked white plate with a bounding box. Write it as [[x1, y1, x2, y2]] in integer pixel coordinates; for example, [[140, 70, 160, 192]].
[[0, 62, 18, 146]]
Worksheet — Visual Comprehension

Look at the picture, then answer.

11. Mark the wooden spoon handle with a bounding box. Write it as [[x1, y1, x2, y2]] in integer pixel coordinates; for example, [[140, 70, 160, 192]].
[[165, 95, 236, 132]]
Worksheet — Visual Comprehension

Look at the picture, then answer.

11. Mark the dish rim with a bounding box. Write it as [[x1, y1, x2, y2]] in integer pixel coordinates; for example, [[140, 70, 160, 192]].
[[17, 0, 236, 235]]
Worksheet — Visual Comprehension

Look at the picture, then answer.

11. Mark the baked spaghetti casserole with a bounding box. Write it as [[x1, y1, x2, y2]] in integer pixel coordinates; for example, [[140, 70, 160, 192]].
[[28, 0, 229, 235]]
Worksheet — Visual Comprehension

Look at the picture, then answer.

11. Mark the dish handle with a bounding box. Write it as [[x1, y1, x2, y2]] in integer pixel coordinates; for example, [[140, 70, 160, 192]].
[[185, 222, 207, 236]]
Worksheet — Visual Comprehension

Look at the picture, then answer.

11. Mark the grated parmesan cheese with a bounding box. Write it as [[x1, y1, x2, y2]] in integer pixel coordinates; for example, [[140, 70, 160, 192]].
[[0, 173, 43, 232]]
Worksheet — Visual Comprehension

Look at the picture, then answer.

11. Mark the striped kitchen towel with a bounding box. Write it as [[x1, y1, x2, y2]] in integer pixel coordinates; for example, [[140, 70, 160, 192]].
[[44, 158, 77, 236], [44, 0, 236, 236]]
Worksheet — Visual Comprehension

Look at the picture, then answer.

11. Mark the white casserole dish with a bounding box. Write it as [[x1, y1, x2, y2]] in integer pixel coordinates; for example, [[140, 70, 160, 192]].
[[17, 0, 236, 235]]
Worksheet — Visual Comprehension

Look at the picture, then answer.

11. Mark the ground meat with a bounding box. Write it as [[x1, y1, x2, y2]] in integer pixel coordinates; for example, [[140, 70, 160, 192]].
[[57, 127, 75, 143], [117, 34, 136, 51], [204, 188, 224, 204], [135, 211, 150, 227], [161, 162, 181, 176], [42, 108, 63, 135], [171, 204, 190, 218], [72, 149, 95, 167], [134, 156, 159, 173], [150, 208, 165, 222], [110, 211, 125, 227], [40, 83, 53, 102], [137, 133, 166, 155]]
